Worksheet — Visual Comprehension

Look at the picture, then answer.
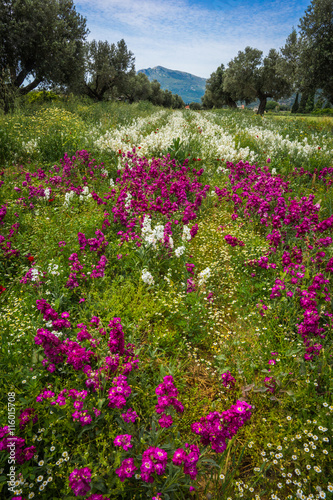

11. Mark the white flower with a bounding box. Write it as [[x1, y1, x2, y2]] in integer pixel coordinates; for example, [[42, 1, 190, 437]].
[[174, 246, 185, 257], [64, 190, 75, 207], [141, 269, 154, 286], [44, 188, 51, 200], [30, 268, 40, 282], [198, 267, 211, 286], [124, 192, 132, 209], [182, 225, 191, 242]]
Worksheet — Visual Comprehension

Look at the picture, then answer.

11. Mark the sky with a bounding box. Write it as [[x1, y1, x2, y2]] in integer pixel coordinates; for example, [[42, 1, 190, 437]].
[[75, 0, 310, 79]]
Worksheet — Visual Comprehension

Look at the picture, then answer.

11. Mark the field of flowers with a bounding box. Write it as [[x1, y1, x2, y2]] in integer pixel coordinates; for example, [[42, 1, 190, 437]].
[[0, 101, 332, 500]]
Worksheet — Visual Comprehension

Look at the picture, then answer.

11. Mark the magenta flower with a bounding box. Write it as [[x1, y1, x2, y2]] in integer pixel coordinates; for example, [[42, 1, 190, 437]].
[[69, 467, 92, 497], [121, 408, 138, 423], [18, 408, 38, 430], [221, 371, 236, 389], [141, 447, 168, 483], [115, 458, 137, 482], [158, 414, 173, 428], [113, 434, 133, 451]]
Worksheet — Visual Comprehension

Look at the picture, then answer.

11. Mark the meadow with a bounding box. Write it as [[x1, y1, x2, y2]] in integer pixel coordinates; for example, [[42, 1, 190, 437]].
[[0, 99, 332, 500]]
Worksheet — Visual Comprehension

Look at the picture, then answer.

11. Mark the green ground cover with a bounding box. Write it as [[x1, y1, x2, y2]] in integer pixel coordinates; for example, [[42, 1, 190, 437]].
[[0, 100, 332, 500]]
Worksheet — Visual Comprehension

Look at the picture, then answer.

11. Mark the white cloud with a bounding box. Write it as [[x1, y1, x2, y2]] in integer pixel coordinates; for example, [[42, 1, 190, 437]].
[[76, 0, 310, 78]]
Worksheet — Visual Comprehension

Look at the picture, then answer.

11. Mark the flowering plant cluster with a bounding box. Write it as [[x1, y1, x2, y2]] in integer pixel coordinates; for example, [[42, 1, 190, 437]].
[[1, 105, 332, 500], [214, 159, 333, 360], [192, 401, 252, 453]]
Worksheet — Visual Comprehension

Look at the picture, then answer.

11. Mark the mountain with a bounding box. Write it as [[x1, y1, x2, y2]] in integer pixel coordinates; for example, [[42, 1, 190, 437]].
[[137, 66, 206, 104]]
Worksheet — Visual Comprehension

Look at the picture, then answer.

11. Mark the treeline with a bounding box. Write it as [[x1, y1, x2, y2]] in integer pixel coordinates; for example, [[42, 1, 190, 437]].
[[0, 0, 184, 113], [202, 0, 333, 114], [1, 0, 332, 115]]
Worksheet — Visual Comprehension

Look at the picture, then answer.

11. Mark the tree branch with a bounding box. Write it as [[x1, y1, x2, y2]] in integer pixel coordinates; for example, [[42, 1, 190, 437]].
[[14, 69, 28, 88], [18, 78, 43, 95]]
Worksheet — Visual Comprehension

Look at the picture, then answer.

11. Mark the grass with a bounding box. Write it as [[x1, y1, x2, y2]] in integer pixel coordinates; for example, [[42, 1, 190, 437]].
[[0, 98, 332, 500]]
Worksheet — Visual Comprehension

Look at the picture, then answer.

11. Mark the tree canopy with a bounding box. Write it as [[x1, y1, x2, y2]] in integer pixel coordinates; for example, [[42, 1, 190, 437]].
[[223, 47, 291, 115], [201, 64, 237, 109], [298, 0, 333, 102], [83, 39, 135, 101], [0, 0, 88, 110]]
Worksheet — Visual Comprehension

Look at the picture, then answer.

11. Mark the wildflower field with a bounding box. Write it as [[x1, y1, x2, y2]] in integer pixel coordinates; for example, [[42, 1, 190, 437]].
[[0, 100, 333, 500]]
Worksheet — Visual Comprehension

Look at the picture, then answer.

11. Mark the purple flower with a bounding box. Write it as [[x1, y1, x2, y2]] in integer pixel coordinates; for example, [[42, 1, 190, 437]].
[[113, 434, 133, 451], [192, 401, 252, 453], [69, 467, 92, 496], [18, 408, 38, 430], [115, 458, 137, 482], [158, 414, 173, 428], [108, 317, 125, 355], [108, 375, 131, 409], [221, 371, 236, 389], [121, 408, 138, 423], [141, 447, 168, 483], [172, 445, 200, 479]]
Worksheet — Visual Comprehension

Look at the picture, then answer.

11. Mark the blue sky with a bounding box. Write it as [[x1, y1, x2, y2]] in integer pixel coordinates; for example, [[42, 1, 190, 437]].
[[75, 0, 310, 79]]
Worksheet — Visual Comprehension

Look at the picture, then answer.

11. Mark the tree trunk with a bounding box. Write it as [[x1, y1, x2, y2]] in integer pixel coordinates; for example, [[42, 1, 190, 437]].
[[257, 96, 267, 115], [227, 97, 237, 108], [18, 78, 43, 95]]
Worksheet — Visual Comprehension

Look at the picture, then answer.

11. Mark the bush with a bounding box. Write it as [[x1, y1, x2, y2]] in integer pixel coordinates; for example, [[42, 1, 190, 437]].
[[311, 107, 333, 116], [27, 90, 60, 104], [265, 100, 279, 111], [189, 102, 202, 110]]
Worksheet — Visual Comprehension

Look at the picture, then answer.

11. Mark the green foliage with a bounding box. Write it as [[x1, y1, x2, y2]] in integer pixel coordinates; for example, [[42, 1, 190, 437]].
[[0, 105, 333, 498], [27, 90, 59, 104], [0, 0, 88, 109], [171, 94, 185, 109], [149, 80, 165, 106], [305, 93, 315, 113], [202, 65, 237, 109], [224, 47, 291, 115], [189, 102, 202, 110], [291, 92, 299, 113], [83, 39, 135, 102], [298, 91, 309, 113], [299, 0, 333, 103], [265, 100, 279, 111]]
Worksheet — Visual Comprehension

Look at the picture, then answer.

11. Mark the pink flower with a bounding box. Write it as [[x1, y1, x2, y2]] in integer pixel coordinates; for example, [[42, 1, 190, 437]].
[[113, 434, 133, 451]]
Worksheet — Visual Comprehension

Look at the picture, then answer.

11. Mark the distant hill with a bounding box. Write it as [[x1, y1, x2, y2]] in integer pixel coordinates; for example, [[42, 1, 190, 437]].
[[137, 66, 206, 104]]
